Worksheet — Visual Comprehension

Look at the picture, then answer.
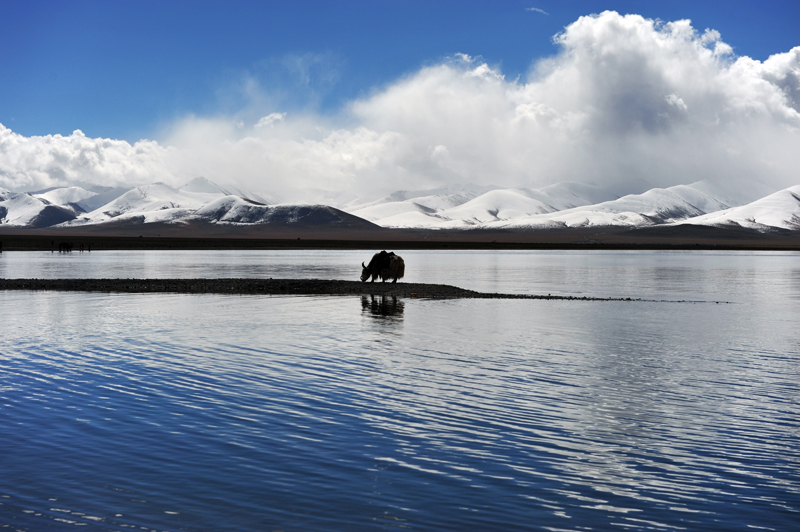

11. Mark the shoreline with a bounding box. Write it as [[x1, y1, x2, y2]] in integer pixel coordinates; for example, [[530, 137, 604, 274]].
[[0, 278, 646, 301], [2, 226, 800, 252]]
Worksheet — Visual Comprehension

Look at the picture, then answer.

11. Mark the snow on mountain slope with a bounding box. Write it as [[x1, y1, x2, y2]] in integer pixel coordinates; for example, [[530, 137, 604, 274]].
[[193, 196, 279, 224], [664, 184, 730, 213], [677, 185, 800, 231], [67, 183, 224, 225], [347, 182, 605, 228], [51, 180, 370, 229], [350, 187, 579, 229], [494, 184, 731, 229], [411, 192, 482, 211], [0, 191, 43, 226], [349, 182, 733, 229], [193, 196, 376, 227], [441, 189, 557, 225], [687, 180, 776, 208], [351, 200, 433, 221], [348, 188, 521, 228], [358, 208, 457, 229], [34, 186, 97, 207], [181, 176, 229, 195], [181, 177, 277, 205], [345, 183, 498, 212], [347, 200, 447, 228], [495, 207, 651, 230], [5, 176, 795, 232], [0, 190, 77, 227], [76, 187, 132, 212], [597, 187, 712, 221], [519, 182, 619, 210]]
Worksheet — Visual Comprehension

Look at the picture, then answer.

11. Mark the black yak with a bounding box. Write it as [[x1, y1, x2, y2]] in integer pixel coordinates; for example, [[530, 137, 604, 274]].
[[361, 251, 405, 283]]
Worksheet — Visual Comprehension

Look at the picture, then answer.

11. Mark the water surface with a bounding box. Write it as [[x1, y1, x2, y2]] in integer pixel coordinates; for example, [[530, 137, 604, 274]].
[[1, 250, 798, 530]]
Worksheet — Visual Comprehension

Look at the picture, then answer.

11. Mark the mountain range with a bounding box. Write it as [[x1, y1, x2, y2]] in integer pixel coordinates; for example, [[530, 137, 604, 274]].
[[2, 176, 799, 234]]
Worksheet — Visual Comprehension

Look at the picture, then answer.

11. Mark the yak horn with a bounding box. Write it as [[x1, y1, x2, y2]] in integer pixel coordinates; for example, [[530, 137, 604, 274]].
[[362, 262, 366, 268]]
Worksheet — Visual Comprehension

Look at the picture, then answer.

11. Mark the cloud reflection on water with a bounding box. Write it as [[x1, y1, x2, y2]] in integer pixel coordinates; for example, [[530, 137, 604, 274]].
[[1, 252, 799, 530]]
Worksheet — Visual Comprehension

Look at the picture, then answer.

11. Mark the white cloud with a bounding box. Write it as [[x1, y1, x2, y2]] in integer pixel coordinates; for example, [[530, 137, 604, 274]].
[[0, 125, 173, 191], [255, 112, 287, 128], [526, 7, 549, 15], [1, 11, 799, 202], [665, 94, 688, 112]]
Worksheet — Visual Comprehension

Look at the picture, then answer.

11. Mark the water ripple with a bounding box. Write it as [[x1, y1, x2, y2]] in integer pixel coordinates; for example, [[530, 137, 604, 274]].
[[1, 277, 799, 530]]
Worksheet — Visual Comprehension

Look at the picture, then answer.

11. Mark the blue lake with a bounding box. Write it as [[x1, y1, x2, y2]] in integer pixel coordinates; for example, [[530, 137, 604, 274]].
[[1, 250, 798, 530]]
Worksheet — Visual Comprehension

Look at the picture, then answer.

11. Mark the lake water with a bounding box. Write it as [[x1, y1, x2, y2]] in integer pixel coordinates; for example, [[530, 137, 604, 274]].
[[1, 250, 798, 531]]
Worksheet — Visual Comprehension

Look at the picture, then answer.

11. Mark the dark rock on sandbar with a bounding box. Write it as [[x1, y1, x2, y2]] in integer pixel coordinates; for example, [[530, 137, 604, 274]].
[[0, 278, 634, 301]]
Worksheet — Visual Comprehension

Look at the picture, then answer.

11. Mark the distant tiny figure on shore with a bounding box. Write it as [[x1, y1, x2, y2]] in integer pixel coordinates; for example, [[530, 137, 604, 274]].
[[361, 251, 405, 283]]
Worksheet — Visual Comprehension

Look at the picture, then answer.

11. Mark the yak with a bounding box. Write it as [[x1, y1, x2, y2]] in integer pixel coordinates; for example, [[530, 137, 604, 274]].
[[361, 250, 405, 283]]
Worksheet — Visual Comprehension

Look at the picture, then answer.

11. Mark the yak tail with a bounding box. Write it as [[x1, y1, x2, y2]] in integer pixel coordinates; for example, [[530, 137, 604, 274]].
[[379, 255, 405, 282], [390, 255, 405, 280]]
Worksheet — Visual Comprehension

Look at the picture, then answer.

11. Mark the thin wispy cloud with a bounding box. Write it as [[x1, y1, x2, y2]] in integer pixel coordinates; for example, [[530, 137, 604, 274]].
[[255, 113, 286, 129], [525, 7, 549, 15], [1, 11, 799, 204]]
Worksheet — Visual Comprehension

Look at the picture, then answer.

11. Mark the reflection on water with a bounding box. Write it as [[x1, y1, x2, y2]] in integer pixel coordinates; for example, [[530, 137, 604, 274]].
[[361, 294, 405, 318], [1, 252, 799, 531], [2, 249, 799, 302]]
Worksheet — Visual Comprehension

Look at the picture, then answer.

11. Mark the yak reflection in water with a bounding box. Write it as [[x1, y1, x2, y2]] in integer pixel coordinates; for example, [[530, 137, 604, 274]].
[[361, 295, 405, 318]]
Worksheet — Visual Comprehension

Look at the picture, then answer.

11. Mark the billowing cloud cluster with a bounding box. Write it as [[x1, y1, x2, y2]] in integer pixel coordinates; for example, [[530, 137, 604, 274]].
[[2, 11, 799, 202], [0, 126, 174, 191]]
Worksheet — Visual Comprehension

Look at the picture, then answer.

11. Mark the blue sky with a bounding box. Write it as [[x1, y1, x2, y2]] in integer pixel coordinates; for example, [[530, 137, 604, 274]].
[[1, 1, 799, 199], [2, 0, 799, 141]]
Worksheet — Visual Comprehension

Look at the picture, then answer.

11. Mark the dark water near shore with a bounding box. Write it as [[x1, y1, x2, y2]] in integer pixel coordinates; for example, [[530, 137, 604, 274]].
[[1, 250, 799, 530]]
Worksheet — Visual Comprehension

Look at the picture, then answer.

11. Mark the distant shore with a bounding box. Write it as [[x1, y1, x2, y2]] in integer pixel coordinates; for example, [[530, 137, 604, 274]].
[[2, 225, 800, 252], [0, 278, 645, 301]]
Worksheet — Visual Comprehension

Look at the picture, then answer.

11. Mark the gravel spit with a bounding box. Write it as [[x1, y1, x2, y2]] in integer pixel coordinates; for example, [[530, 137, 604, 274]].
[[0, 278, 639, 301]]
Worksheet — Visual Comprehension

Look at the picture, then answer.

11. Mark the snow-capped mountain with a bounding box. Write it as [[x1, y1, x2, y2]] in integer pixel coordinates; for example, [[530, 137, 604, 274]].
[[350, 183, 498, 209], [493, 184, 734, 230], [677, 185, 800, 231], [64, 183, 225, 226], [29, 185, 131, 213], [1, 188, 79, 228], [1, 178, 373, 231], [3, 177, 799, 234], [526, 181, 620, 208], [76, 186, 132, 212], [345, 181, 739, 230], [181, 177, 278, 205], [346, 182, 617, 228], [34, 186, 98, 208], [193, 195, 369, 226]]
